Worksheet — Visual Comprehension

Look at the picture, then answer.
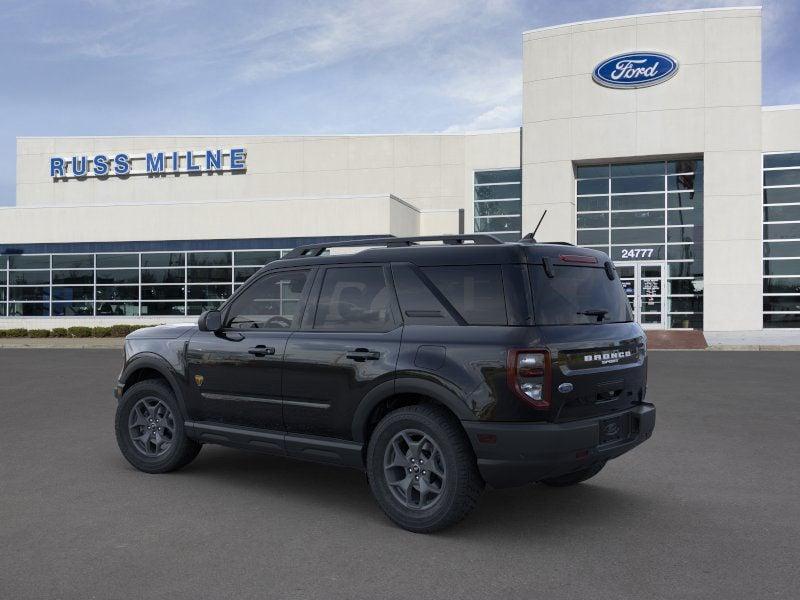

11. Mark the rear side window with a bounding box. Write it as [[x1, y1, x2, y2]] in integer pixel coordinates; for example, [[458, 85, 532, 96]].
[[530, 265, 632, 325], [314, 266, 395, 331], [421, 265, 507, 325], [392, 265, 457, 326]]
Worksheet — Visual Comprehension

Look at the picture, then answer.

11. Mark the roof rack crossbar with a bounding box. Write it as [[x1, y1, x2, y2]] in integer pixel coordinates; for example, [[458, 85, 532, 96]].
[[283, 234, 504, 259]]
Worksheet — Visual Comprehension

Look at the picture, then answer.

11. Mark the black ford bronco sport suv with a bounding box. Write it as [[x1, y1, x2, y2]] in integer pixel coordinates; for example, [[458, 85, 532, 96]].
[[114, 235, 654, 532]]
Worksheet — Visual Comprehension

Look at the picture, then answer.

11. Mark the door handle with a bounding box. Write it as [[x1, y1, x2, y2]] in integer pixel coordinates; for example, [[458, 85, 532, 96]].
[[248, 345, 276, 357], [346, 348, 381, 362]]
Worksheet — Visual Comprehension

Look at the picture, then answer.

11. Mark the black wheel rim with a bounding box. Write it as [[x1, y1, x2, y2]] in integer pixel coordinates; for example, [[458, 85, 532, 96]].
[[128, 397, 175, 457], [383, 429, 446, 510]]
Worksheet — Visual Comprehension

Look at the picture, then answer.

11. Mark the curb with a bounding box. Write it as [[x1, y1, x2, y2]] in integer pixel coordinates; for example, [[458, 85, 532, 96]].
[[0, 339, 125, 349], [650, 345, 800, 351]]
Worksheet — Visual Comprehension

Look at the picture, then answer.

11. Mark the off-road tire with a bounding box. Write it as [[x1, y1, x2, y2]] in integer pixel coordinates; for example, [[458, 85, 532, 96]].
[[540, 461, 606, 487], [115, 379, 201, 473], [367, 404, 484, 533]]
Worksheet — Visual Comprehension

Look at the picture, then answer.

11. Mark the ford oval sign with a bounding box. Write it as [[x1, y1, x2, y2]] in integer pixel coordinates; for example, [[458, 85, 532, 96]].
[[593, 52, 678, 89]]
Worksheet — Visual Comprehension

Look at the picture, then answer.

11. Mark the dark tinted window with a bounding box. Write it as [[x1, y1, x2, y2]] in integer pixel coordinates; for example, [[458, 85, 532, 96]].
[[96, 269, 138, 284], [577, 179, 607, 195], [227, 270, 309, 330], [576, 164, 608, 179], [392, 265, 456, 326], [9, 271, 50, 285], [474, 170, 520, 184], [140, 253, 183, 268], [422, 265, 507, 325], [142, 268, 185, 284], [314, 267, 394, 331], [234, 250, 281, 266], [188, 252, 231, 266], [52, 270, 93, 284], [764, 170, 800, 187], [577, 213, 608, 228], [9, 255, 49, 269], [97, 254, 138, 268], [530, 265, 632, 325], [52, 254, 93, 269]]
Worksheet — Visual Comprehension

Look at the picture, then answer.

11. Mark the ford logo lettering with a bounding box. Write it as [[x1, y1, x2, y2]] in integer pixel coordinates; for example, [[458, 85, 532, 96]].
[[593, 52, 678, 89], [558, 382, 574, 394]]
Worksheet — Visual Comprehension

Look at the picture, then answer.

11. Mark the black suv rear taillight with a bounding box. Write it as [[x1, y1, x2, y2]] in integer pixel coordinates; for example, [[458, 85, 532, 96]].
[[507, 349, 551, 409]]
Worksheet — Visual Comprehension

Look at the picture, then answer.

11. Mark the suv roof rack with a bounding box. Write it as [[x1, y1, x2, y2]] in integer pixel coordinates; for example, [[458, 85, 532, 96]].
[[283, 234, 504, 259]]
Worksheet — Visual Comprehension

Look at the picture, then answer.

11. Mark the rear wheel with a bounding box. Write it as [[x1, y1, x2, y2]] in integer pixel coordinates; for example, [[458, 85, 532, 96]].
[[115, 379, 201, 474], [367, 405, 483, 533], [540, 461, 605, 487]]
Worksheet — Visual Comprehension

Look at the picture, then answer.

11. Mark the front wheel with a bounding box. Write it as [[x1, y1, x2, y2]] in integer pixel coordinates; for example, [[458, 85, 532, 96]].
[[367, 405, 484, 533], [115, 379, 201, 473], [540, 462, 605, 487]]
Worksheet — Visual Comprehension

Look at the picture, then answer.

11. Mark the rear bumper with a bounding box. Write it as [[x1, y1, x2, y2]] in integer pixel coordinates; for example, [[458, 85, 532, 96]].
[[462, 403, 655, 489]]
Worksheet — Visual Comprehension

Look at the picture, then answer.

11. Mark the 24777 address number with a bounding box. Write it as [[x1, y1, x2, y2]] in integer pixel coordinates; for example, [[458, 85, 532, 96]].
[[619, 248, 655, 259]]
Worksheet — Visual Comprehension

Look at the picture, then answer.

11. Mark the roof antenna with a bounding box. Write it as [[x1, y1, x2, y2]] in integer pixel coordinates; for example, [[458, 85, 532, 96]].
[[521, 209, 547, 243]]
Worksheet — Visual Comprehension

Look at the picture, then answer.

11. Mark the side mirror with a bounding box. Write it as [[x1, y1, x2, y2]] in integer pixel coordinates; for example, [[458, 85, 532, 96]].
[[198, 310, 223, 332]]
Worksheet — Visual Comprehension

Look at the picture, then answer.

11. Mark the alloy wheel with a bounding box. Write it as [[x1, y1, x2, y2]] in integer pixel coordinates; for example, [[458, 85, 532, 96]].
[[383, 429, 447, 510], [128, 397, 175, 457]]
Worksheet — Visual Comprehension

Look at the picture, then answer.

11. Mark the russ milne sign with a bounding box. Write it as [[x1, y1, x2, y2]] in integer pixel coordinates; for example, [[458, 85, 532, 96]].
[[49, 148, 246, 179], [593, 52, 678, 89]]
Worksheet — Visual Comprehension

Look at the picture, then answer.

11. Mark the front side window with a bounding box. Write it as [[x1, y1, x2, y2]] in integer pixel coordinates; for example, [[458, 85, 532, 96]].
[[226, 270, 310, 330], [313, 266, 394, 331]]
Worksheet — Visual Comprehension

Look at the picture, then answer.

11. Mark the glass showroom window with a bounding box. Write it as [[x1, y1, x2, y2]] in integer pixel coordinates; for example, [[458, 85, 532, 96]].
[[0, 248, 288, 318], [575, 159, 704, 329], [763, 152, 800, 328], [474, 169, 522, 242]]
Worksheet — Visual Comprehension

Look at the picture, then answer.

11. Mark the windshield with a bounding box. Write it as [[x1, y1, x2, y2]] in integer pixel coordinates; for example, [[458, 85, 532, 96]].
[[530, 264, 633, 325]]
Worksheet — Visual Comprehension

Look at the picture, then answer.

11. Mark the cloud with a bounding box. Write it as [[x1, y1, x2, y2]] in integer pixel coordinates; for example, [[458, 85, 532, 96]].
[[234, 0, 479, 82], [443, 103, 521, 132]]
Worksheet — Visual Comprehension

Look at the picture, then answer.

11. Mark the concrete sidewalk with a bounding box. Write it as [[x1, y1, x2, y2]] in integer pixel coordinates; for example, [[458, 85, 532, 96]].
[[704, 329, 800, 350]]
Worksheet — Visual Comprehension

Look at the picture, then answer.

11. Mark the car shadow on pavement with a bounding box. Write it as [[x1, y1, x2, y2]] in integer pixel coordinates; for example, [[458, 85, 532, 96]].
[[161, 445, 655, 537]]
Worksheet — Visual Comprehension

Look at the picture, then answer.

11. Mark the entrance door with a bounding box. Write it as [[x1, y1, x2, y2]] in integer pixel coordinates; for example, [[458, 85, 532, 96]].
[[616, 262, 665, 329]]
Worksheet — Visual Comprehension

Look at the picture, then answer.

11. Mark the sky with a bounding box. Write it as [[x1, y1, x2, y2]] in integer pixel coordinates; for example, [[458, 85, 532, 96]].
[[1, 0, 799, 206]]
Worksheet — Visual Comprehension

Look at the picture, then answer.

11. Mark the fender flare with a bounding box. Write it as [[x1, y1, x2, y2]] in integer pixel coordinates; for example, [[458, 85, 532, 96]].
[[351, 377, 472, 443], [119, 353, 189, 417]]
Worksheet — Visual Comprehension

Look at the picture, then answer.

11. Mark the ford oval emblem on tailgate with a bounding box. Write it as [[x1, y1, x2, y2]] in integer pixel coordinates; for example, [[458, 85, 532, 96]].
[[558, 382, 574, 393]]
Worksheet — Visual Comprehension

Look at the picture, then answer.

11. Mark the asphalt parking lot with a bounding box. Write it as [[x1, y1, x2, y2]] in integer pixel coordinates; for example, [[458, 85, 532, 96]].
[[1, 349, 798, 600]]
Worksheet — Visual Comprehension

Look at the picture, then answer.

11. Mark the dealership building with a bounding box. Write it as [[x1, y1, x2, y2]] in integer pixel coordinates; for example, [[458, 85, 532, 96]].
[[1, 5, 799, 337]]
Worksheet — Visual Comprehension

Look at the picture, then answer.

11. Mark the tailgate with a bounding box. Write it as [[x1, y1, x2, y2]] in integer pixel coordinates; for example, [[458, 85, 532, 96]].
[[539, 323, 647, 422]]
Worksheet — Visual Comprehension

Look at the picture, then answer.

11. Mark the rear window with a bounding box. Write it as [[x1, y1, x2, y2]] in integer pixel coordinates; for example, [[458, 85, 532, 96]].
[[530, 265, 632, 325], [421, 265, 507, 325]]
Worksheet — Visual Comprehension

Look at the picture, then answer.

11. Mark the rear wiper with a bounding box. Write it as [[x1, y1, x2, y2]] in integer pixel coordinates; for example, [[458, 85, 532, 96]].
[[577, 309, 608, 322]]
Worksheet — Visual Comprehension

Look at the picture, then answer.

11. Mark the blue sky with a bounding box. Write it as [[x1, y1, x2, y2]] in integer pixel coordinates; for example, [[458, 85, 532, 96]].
[[1, 0, 798, 206]]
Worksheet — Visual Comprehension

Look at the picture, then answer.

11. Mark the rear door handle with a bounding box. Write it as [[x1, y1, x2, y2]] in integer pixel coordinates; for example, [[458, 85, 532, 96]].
[[248, 345, 276, 357], [346, 348, 381, 362]]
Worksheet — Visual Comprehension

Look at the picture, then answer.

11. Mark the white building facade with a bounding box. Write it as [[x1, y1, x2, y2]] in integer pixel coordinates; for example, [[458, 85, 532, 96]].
[[2, 6, 799, 335]]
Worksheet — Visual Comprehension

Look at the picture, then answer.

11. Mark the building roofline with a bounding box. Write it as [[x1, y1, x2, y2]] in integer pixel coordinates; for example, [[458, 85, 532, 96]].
[[0, 193, 421, 213], [16, 128, 520, 141], [522, 5, 761, 36], [763, 104, 800, 112]]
